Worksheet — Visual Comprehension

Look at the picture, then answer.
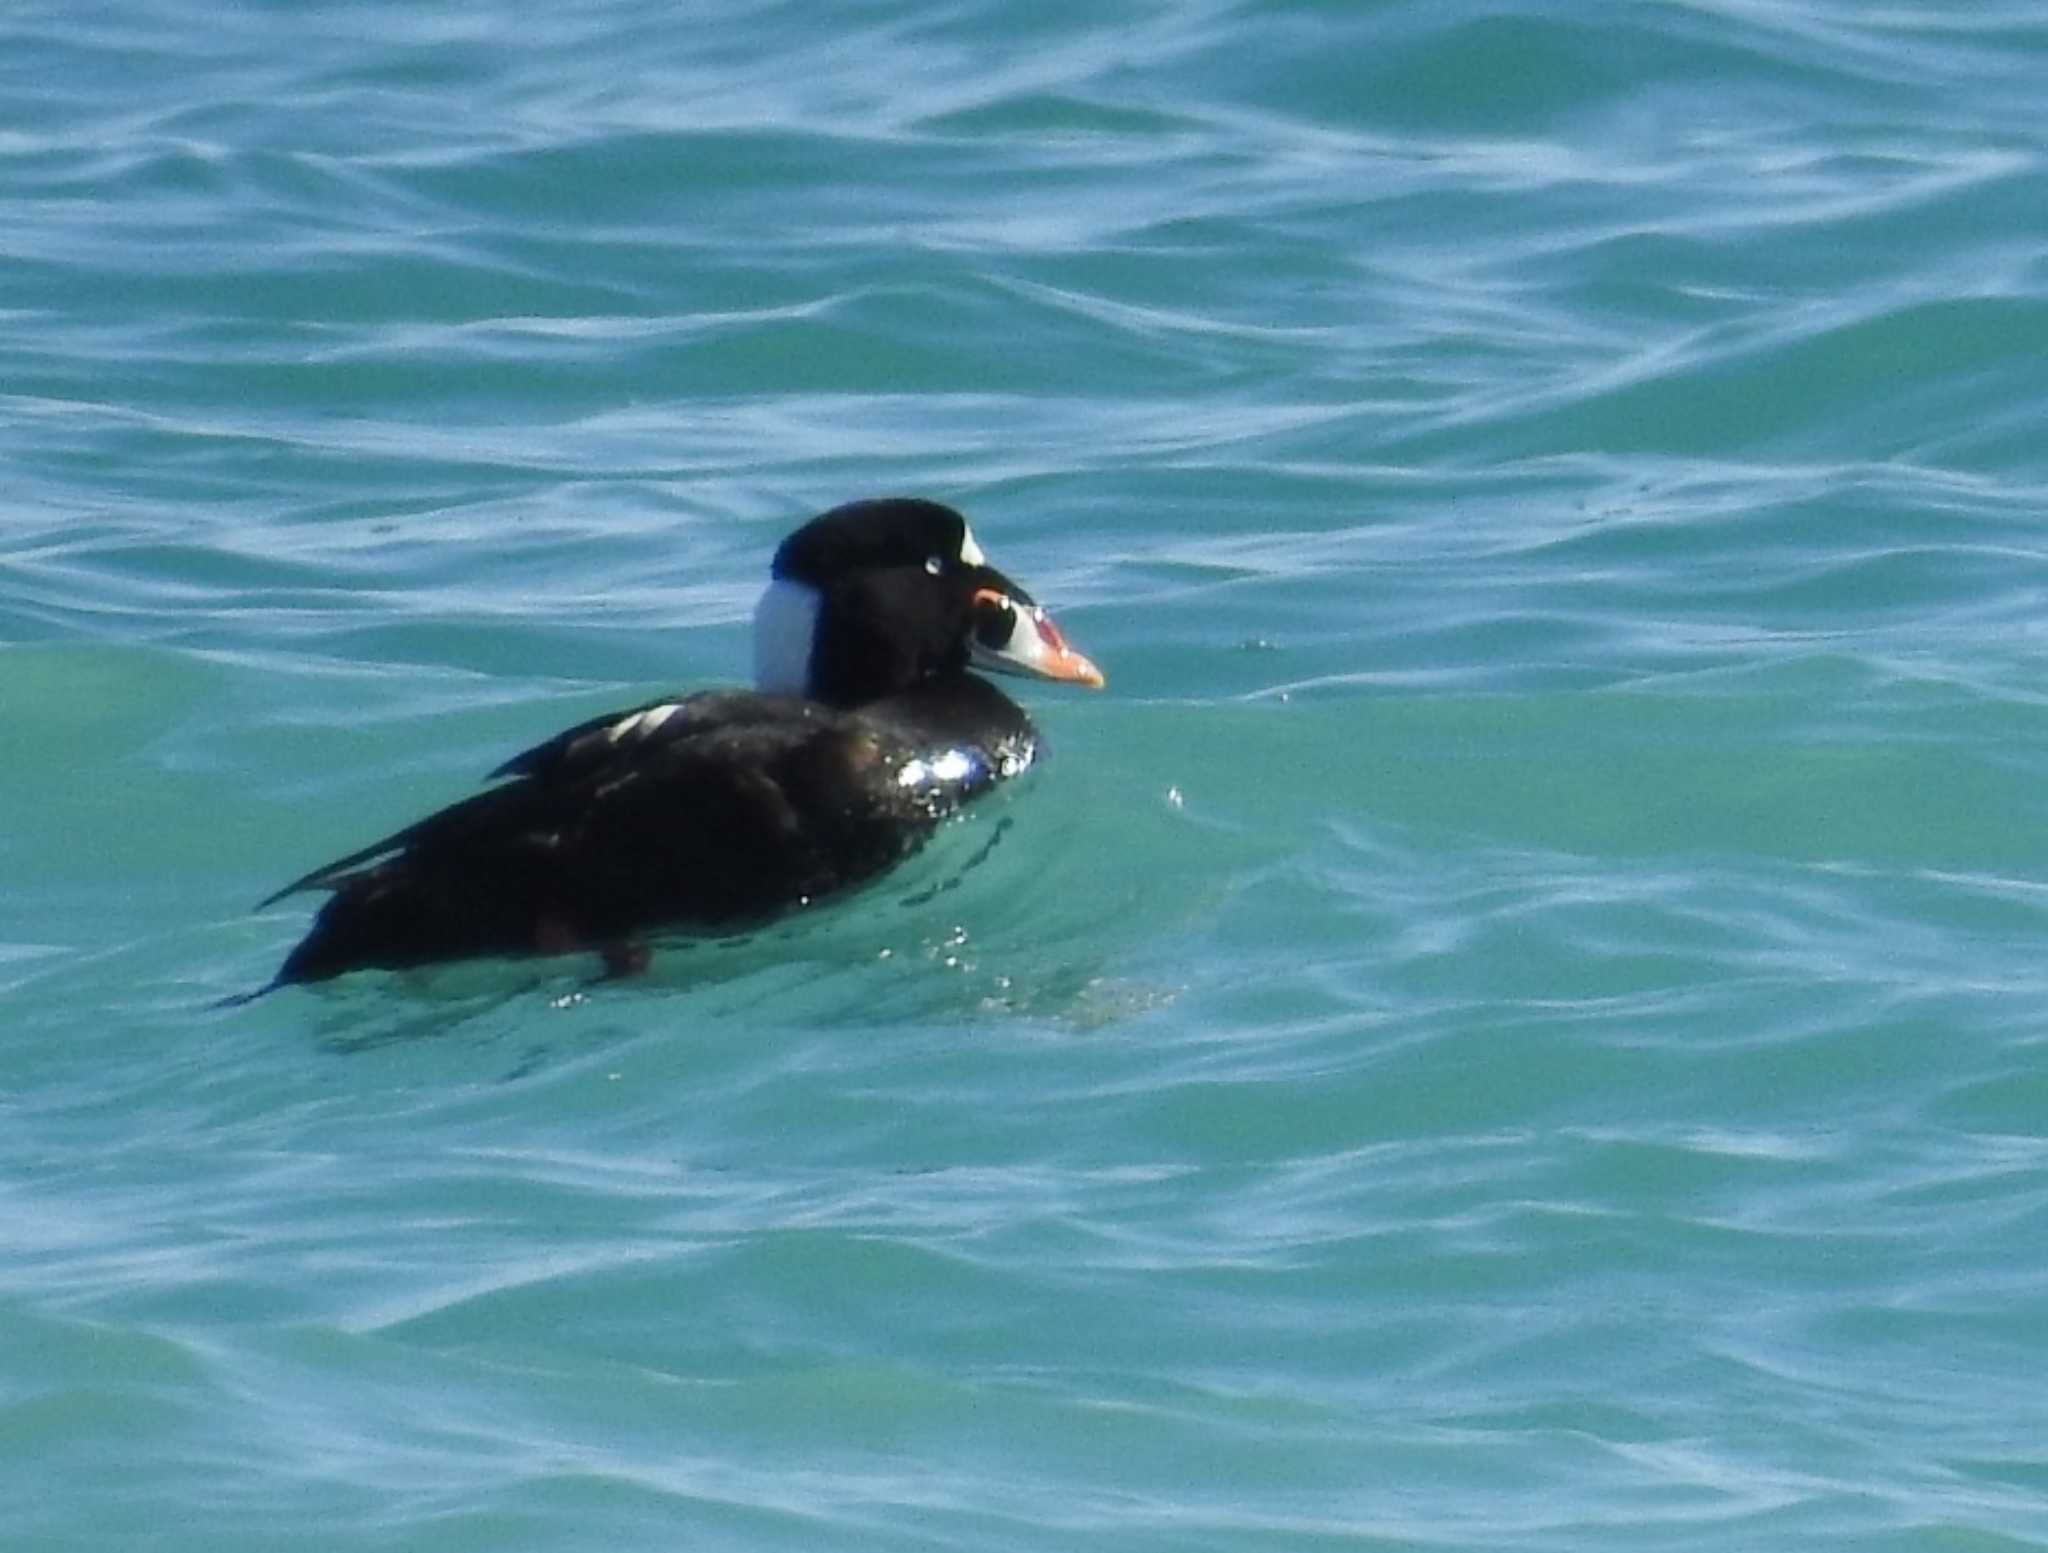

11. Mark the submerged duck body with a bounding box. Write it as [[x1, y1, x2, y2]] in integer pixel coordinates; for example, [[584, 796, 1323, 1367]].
[[263, 498, 1102, 986]]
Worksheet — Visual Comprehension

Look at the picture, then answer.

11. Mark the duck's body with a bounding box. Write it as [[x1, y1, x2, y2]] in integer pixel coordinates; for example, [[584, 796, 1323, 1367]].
[[262, 499, 1101, 986]]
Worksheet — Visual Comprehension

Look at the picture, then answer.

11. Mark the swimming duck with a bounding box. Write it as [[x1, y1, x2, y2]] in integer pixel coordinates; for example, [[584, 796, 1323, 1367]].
[[260, 497, 1103, 986]]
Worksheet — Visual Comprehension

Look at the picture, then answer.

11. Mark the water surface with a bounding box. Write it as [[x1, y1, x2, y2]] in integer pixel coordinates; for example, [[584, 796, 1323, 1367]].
[[7, 2, 2048, 1548]]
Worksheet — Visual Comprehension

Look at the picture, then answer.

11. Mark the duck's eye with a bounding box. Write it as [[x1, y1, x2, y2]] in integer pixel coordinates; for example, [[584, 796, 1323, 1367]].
[[924, 555, 944, 576]]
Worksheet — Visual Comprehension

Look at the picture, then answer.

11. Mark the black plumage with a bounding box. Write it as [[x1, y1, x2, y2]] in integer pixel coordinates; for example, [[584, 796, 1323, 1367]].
[[259, 498, 1100, 987]]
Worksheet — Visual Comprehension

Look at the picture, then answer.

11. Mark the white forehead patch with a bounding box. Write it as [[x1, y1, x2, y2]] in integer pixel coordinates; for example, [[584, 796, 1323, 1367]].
[[754, 577, 821, 695], [958, 524, 985, 568]]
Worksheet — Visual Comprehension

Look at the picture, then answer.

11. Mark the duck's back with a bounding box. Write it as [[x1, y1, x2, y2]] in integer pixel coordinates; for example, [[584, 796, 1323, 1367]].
[[272, 685, 1032, 984]]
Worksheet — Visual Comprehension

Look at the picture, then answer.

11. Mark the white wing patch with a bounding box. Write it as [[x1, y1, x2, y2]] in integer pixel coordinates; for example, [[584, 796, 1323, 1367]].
[[607, 702, 682, 744]]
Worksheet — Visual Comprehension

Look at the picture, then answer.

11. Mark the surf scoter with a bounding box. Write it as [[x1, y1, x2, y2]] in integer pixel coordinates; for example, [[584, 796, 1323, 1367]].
[[260, 497, 1103, 987]]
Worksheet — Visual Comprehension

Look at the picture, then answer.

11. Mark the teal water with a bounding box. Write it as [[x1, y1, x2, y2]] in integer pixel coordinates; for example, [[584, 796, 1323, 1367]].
[[8, 2, 2048, 1546]]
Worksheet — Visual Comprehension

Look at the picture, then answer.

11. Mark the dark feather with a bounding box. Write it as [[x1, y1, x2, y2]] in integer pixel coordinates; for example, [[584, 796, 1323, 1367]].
[[264, 687, 1018, 984]]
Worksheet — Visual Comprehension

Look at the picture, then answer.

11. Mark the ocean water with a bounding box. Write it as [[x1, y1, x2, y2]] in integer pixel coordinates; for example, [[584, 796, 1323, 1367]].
[[7, 0, 2048, 1546]]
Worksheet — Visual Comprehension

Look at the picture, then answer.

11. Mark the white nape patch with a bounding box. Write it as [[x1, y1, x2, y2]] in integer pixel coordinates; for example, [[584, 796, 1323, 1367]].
[[753, 577, 821, 695], [958, 524, 985, 568]]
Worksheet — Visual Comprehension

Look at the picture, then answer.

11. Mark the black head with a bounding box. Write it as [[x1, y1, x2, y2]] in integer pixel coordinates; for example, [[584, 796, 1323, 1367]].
[[754, 498, 1102, 708], [771, 498, 985, 588]]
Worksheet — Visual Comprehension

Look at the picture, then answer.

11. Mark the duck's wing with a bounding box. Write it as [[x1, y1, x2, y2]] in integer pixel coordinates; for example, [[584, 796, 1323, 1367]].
[[256, 690, 809, 908], [487, 690, 789, 782]]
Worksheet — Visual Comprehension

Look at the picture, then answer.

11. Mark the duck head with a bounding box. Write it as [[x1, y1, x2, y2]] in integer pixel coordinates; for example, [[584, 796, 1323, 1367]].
[[753, 498, 1104, 708]]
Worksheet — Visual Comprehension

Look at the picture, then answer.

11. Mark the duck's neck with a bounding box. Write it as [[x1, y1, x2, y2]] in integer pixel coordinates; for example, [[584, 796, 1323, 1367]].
[[755, 576, 977, 709], [862, 672, 1037, 750]]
